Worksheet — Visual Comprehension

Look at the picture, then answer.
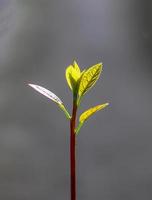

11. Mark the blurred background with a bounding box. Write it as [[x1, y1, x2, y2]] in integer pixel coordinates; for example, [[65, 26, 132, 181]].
[[0, 0, 152, 199]]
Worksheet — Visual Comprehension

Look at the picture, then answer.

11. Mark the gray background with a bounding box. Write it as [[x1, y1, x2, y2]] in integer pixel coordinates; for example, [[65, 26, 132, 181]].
[[0, 0, 152, 199]]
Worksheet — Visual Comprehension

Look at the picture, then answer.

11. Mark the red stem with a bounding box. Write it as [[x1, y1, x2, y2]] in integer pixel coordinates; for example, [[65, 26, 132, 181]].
[[70, 102, 77, 200]]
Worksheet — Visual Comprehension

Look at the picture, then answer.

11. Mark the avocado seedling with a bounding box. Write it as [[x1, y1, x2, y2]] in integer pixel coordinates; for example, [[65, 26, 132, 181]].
[[29, 61, 109, 200]]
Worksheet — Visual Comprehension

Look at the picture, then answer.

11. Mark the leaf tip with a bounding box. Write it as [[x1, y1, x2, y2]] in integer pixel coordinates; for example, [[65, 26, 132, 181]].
[[28, 83, 36, 89], [73, 60, 77, 65], [73, 60, 81, 73], [98, 62, 103, 70], [99, 102, 109, 110], [97, 62, 103, 71]]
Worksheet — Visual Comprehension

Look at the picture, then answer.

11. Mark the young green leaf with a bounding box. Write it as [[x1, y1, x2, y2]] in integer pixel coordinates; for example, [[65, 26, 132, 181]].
[[79, 103, 109, 123], [28, 84, 71, 119], [65, 65, 81, 91], [78, 63, 103, 97], [73, 60, 81, 74], [76, 103, 109, 134]]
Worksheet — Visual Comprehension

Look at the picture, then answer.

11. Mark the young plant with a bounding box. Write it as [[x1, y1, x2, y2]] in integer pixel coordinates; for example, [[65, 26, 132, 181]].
[[28, 61, 109, 200]]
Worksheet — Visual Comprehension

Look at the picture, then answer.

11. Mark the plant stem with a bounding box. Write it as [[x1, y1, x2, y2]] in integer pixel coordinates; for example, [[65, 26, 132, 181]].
[[70, 100, 77, 200]]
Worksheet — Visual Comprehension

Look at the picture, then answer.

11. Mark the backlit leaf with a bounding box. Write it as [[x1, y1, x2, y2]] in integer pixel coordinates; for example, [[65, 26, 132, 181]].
[[29, 84, 71, 119], [78, 63, 103, 97], [73, 60, 81, 74], [79, 103, 109, 123], [28, 84, 63, 105], [65, 65, 81, 90]]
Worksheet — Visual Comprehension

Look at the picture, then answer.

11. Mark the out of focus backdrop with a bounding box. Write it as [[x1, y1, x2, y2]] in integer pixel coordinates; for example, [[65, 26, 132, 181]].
[[0, 0, 152, 199]]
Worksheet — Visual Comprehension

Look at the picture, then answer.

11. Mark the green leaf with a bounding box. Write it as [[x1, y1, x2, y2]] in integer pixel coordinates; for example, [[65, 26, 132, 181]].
[[73, 60, 81, 74], [78, 63, 103, 97], [79, 103, 109, 123], [65, 62, 86, 102], [76, 103, 109, 134], [65, 65, 81, 91], [28, 84, 71, 119]]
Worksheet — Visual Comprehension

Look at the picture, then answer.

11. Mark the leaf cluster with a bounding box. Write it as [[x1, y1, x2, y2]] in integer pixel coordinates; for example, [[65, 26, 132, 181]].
[[29, 60, 109, 134]]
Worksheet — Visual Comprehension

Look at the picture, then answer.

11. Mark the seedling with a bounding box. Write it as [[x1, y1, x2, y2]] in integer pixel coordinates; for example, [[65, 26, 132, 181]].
[[29, 61, 109, 200]]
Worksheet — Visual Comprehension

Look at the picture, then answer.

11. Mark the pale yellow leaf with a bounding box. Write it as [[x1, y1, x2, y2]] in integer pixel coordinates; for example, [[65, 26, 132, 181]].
[[29, 84, 71, 119], [28, 84, 63, 105]]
